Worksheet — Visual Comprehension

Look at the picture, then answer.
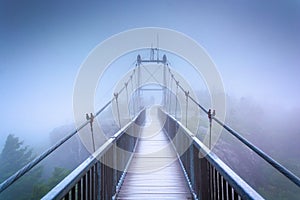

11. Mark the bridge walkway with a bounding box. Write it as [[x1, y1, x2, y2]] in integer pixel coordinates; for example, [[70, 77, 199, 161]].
[[117, 108, 192, 199]]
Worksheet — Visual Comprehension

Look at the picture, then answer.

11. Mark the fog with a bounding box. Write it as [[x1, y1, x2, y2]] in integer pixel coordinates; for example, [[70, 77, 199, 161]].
[[210, 94, 300, 199], [1, 91, 299, 198], [0, 1, 299, 199], [226, 95, 300, 161]]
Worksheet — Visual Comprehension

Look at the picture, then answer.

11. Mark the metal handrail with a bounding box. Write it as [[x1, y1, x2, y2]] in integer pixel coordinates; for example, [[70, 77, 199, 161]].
[[212, 116, 300, 188], [167, 67, 300, 188], [0, 99, 113, 193], [0, 65, 138, 193], [162, 110, 264, 200], [41, 110, 144, 200]]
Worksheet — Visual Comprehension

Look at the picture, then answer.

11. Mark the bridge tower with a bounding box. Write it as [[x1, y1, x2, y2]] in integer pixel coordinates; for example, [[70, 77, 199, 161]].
[[136, 47, 167, 108]]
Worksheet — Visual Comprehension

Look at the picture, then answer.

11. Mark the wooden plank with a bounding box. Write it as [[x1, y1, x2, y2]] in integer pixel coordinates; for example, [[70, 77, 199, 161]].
[[117, 109, 192, 199]]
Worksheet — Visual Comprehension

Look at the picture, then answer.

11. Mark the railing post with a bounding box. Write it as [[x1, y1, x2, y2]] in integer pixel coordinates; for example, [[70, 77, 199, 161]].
[[137, 55, 141, 110], [125, 82, 130, 120], [175, 80, 178, 119], [185, 91, 189, 127], [208, 109, 215, 149], [167, 111, 170, 135], [114, 93, 121, 128], [199, 153, 210, 200], [163, 57, 167, 107], [189, 144, 195, 187], [168, 69, 173, 114], [97, 161, 101, 200], [100, 157, 108, 199], [112, 143, 117, 197]]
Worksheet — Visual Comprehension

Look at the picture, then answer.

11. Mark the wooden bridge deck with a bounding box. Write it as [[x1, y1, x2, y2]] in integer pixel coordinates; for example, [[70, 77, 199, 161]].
[[117, 108, 192, 199]]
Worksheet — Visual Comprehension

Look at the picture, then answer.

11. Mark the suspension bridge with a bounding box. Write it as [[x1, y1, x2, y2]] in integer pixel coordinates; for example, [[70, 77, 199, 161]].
[[0, 50, 299, 200]]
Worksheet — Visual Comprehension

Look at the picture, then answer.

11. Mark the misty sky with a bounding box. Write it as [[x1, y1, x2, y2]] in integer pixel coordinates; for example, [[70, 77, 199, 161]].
[[0, 0, 299, 146]]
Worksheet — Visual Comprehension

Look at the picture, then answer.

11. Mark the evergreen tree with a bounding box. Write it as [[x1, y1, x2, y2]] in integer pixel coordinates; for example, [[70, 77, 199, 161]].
[[0, 134, 32, 181], [31, 167, 70, 199], [0, 134, 42, 200]]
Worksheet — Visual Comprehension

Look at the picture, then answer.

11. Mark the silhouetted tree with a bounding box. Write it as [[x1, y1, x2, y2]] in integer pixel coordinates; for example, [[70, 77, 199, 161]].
[[0, 134, 42, 200], [31, 167, 70, 199]]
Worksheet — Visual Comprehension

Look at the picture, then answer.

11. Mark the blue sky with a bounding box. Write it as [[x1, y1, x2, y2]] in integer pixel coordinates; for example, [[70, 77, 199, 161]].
[[0, 0, 299, 145]]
